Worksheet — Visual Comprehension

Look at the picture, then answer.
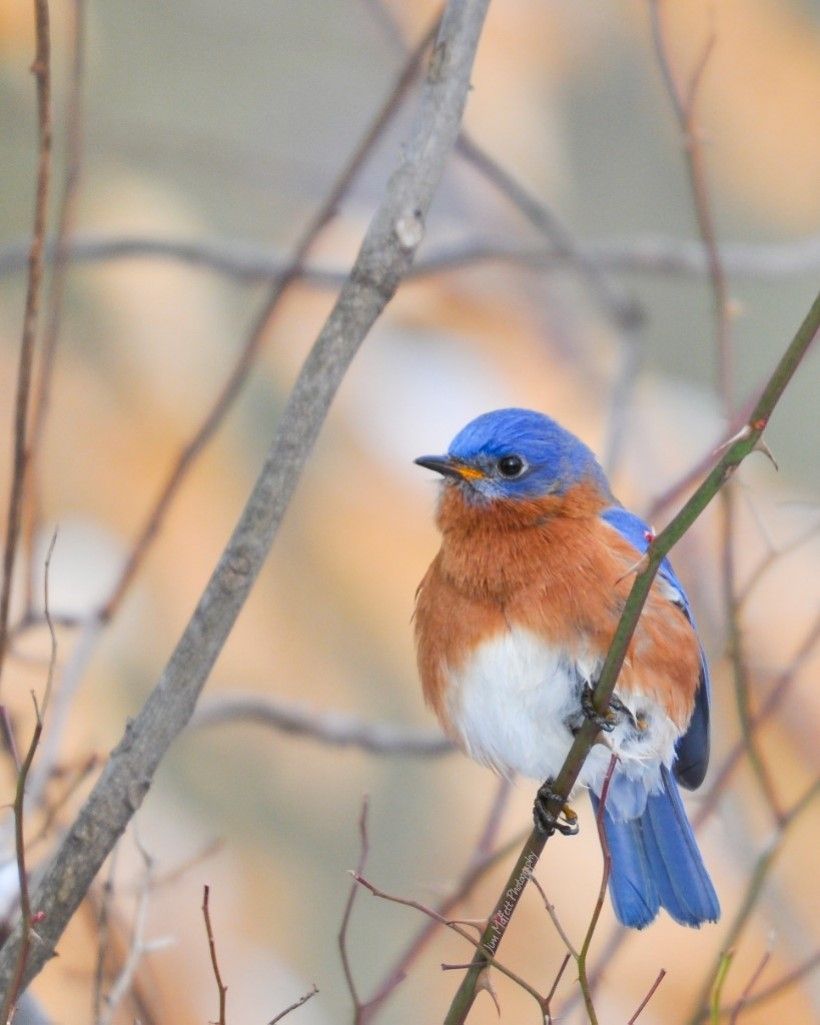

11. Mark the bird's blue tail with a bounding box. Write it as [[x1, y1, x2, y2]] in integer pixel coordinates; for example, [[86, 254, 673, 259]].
[[589, 765, 720, 929]]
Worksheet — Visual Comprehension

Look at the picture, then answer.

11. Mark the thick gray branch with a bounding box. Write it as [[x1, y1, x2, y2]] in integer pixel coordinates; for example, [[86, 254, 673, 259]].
[[192, 694, 453, 756], [0, 0, 491, 995]]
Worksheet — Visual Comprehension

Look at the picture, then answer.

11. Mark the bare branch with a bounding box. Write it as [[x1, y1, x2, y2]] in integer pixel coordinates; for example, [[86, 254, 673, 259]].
[[0, 534, 57, 1023], [0, 0, 53, 692], [0, 0, 492, 995], [543, 954, 570, 1025], [362, 778, 518, 1020], [352, 871, 547, 1011], [3, 232, 820, 286], [729, 948, 771, 1025], [202, 885, 227, 1025], [191, 693, 452, 756], [338, 798, 370, 1022], [267, 984, 318, 1025], [627, 969, 667, 1025], [97, 842, 161, 1025]]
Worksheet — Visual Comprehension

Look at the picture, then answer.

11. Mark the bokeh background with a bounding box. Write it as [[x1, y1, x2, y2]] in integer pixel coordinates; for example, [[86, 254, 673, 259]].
[[0, 0, 819, 1022]]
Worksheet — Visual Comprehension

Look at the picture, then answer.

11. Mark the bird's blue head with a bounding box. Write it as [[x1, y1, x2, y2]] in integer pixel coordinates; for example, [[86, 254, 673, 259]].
[[415, 408, 611, 502]]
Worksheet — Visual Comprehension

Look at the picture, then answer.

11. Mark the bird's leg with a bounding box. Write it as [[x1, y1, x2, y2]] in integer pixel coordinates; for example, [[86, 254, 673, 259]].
[[580, 683, 636, 733], [533, 779, 579, 836]]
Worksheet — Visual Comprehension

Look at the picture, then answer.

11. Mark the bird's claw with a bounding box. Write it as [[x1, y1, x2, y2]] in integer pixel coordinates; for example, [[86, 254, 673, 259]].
[[581, 684, 634, 733], [533, 780, 579, 837]]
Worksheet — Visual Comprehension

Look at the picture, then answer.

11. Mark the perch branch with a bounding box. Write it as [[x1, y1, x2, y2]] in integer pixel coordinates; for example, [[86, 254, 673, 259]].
[[441, 289, 819, 1025]]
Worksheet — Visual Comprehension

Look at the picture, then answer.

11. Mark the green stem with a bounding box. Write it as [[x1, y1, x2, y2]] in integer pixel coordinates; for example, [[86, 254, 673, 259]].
[[443, 290, 819, 1025]]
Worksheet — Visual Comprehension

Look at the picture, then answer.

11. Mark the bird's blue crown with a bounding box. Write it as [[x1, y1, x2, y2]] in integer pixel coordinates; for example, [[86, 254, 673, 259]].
[[446, 408, 611, 501]]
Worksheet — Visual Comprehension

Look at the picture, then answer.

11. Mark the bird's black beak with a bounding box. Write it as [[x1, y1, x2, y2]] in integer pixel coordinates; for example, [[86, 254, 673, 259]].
[[414, 455, 485, 482]]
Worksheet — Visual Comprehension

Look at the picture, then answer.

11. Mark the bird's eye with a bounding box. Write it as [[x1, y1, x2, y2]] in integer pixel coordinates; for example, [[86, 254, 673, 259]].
[[498, 455, 525, 478]]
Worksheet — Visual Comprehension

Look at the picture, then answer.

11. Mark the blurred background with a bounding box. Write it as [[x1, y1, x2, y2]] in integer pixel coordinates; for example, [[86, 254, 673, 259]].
[[0, 0, 819, 1022]]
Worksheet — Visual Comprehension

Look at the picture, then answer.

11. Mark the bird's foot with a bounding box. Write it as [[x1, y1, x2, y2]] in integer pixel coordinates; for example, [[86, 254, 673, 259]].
[[580, 684, 635, 733], [533, 780, 579, 837]]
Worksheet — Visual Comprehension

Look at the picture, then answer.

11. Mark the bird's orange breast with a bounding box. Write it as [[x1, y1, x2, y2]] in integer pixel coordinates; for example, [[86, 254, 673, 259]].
[[414, 482, 700, 735]]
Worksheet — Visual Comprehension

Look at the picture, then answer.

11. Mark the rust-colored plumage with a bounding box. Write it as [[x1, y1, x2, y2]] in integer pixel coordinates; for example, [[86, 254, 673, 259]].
[[415, 480, 700, 738]]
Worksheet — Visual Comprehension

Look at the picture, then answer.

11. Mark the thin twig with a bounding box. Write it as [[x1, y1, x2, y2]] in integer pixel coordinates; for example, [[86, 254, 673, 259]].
[[362, 777, 518, 1021], [714, 949, 820, 1018], [191, 693, 453, 757], [352, 872, 548, 1011], [25, 613, 104, 812], [97, 841, 159, 1025], [338, 798, 370, 1022], [627, 969, 667, 1024], [0, 533, 58, 1023], [530, 874, 578, 959], [728, 948, 771, 1025], [267, 984, 319, 1025], [0, 0, 53, 694], [202, 885, 228, 1025], [0, 700, 45, 1025], [576, 756, 618, 1025], [544, 953, 571, 1025]]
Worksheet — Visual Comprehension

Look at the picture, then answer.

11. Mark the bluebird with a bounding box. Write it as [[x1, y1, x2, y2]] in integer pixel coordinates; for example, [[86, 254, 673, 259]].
[[414, 408, 719, 929]]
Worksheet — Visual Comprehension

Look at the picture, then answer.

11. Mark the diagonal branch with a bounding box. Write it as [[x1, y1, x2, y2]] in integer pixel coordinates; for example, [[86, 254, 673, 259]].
[[0, 0, 492, 998], [442, 288, 820, 1025]]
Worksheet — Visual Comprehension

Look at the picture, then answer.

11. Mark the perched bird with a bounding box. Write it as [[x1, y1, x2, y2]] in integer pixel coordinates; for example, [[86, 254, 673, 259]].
[[414, 408, 719, 929]]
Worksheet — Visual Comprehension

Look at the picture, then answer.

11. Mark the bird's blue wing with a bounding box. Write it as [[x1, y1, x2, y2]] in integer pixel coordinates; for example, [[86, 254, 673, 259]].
[[600, 506, 711, 790]]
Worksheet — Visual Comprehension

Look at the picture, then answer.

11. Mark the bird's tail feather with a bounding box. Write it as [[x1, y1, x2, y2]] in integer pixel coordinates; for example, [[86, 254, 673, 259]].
[[589, 765, 719, 929]]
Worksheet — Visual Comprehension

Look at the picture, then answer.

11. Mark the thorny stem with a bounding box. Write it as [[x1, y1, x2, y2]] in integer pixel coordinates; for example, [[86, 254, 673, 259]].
[[442, 289, 819, 1025]]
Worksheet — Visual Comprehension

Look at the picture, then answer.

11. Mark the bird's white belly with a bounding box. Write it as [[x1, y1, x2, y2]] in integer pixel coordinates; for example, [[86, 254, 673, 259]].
[[445, 627, 679, 806]]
